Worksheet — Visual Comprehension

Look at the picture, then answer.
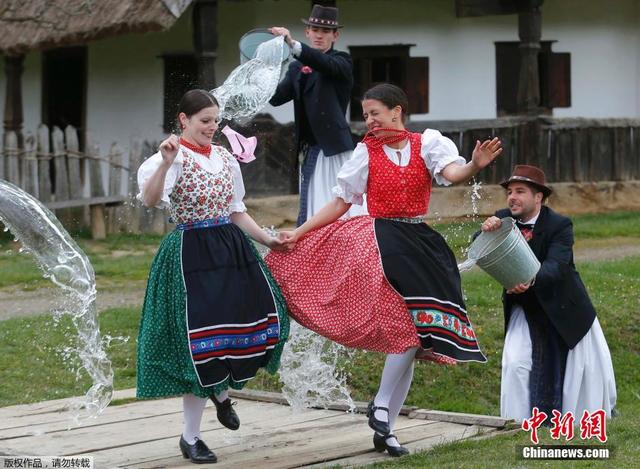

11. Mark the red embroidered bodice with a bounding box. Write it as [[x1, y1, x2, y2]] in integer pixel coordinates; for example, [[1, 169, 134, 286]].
[[168, 148, 234, 224], [365, 132, 432, 218]]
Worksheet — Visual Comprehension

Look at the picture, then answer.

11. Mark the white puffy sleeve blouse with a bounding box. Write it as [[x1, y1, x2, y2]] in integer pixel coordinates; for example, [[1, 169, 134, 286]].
[[136, 145, 247, 213], [332, 129, 467, 205]]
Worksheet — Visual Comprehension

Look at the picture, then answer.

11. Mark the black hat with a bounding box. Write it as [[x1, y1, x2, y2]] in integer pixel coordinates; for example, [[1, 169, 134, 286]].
[[301, 5, 343, 29], [500, 165, 553, 198]]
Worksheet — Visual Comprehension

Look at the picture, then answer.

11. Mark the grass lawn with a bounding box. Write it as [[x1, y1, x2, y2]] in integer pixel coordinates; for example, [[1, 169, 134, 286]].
[[0, 211, 639, 467]]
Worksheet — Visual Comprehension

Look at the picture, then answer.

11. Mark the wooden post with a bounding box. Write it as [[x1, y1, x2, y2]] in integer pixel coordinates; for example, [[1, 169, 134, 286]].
[[193, 0, 218, 89], [106, 143, 123, 234], [37, 124, 53, 203], [87, 141, 106, 239], [22, 132, 38, 197], [4, 131, 20, 185], [127, 139, 143, 233], [0, 132, 4, 181], [52, 126, 70, 201], [516, 1, 543, 115], [3, 55, 25, 148]]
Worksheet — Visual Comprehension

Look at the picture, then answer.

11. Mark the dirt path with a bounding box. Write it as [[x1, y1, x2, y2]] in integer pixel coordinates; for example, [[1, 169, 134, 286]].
[[1, 242, 639, 322]]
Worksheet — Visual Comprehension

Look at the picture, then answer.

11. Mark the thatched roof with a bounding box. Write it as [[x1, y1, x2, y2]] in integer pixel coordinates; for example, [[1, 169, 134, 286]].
[[0, 0, 193, 56]]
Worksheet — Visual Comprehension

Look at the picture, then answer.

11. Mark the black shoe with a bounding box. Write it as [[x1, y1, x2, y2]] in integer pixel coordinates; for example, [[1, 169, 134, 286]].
[[373, 433, 410, 457], [179, 436, 217, 464], [366, 401, 390, 435], [211, 396, 240, 430]]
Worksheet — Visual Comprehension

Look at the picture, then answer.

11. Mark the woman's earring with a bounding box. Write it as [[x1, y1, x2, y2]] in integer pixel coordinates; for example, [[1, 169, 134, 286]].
[[392, 117, 397, 122]]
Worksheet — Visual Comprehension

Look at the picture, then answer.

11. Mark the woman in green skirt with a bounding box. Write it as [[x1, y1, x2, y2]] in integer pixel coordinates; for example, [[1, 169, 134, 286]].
[[136, 89, 290, 464]]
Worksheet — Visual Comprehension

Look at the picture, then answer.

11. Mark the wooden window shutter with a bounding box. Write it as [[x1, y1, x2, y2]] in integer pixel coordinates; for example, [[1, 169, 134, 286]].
[[406, 57, 429, 114], [540, 52, 571, 108], [495, 42, 520, 115]]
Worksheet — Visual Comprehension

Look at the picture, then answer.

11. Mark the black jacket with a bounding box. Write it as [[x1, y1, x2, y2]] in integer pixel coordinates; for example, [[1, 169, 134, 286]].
[[497, 206, 597, 349], [269, 43, 354, 156]]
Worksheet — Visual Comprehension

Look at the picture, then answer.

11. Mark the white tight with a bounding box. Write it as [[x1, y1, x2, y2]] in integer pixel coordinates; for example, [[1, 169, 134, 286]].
[[182, 394, 208, 444], [373, 347, 418, 447], [182, 391, 230, 444]]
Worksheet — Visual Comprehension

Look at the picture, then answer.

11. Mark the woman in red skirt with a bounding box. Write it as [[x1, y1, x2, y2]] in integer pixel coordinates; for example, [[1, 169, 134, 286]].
[[266, 83, 502, 456]]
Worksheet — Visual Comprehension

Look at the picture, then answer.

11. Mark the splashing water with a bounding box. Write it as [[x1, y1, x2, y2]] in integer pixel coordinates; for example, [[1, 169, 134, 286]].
[[256, 229, 355, 410], [469, 178, 483, 217], [279, 323, 355, 411], [0, 179, 113, 424], [212, 36, 287, 120]]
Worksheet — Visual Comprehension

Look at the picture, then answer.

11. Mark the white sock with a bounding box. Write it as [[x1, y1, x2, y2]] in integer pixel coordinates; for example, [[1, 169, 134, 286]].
[[373, 347, 418, 424], [214, 389, 229, 403], [388, 360, 415, 434], [375, 432, 402, 448], [182, 394, 208, 444]]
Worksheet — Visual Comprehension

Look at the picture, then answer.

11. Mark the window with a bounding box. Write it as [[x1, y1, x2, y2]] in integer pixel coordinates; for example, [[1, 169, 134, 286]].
[[161, 53, 199, 133], [348, 45, 429, 121], [495, 41, 571, 115]]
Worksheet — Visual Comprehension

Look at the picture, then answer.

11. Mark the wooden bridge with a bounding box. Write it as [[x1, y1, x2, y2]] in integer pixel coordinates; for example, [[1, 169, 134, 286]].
[[0, 388, 515, 468]]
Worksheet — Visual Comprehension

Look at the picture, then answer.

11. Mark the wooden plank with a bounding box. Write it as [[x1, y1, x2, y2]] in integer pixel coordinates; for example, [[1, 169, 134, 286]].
[[0, 398, 343, 455], [21, 132, 38, 197], [90, 204, 106, 239], [408, 409, 513, 428], [65, 126, 83, 199], [3, 403, 345, 465], [37, 124, 53, 202], [304, 423, 487, 468], [230, 389, 417, 416], [52, 126, 70, 200], [87, 141, 105, 198], [209, 420, 460, 469], [44, 196, 126, 210], [108, 143, 123, 197], [111, 413, 432, 468], [0, 389, 136, 420], [613, 127, 631, 181]]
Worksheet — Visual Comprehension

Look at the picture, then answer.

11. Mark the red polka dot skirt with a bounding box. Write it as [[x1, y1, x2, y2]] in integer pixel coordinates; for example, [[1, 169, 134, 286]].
[[266, 216, 420, 354]]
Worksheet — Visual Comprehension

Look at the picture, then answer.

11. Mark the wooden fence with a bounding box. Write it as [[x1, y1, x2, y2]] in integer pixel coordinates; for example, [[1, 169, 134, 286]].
[[406, 116, 640, 185], [0, 125, 171, 238], [2, 117, 638, 238]]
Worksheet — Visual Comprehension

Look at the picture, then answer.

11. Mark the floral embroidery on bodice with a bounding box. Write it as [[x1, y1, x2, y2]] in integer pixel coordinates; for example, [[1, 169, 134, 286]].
[[169, 147, 234, 224]]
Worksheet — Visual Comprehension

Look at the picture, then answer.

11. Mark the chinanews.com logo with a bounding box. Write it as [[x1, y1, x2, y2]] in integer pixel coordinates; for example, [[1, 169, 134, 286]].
[[517, 407, 612, 461]]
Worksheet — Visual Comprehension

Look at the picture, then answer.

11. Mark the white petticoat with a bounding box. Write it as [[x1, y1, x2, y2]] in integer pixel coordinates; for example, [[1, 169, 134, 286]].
[[500, 306, 617, 422]]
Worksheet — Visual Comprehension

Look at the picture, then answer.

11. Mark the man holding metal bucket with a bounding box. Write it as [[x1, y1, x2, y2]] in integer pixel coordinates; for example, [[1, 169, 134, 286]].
[[481, 165, 616, 422], [269, 4, 364, 226]]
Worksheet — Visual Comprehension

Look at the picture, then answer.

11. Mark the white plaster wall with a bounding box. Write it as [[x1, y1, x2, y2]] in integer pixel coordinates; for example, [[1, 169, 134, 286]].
[[86, 11, 193, 155], [217, 0, 640, 121], [216, 0, 517, 122], [543, 0, 640, 118]]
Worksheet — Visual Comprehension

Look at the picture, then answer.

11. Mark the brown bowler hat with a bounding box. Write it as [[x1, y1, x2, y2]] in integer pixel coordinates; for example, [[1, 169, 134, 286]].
[[500, 165, 553, 197], [301, 5, 343, 29]]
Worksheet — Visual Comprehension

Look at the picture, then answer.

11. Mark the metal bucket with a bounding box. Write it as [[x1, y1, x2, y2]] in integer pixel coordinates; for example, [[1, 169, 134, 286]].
[[468, 217, 540, 289], [239, 28, 290, 64]]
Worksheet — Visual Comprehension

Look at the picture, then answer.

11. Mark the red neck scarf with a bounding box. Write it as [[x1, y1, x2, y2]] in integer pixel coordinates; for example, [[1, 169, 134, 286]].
[[179, 137, 211, 157], [362, 128, 410, 149]]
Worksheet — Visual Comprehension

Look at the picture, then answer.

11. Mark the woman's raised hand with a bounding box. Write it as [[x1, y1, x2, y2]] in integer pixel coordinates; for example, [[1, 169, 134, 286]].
[[159, 135, 180, 166], [471, 137, 502, 170]]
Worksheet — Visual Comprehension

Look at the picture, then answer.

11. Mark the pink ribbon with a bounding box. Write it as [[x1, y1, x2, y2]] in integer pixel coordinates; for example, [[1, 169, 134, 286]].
[[221, 125, 257, 163]]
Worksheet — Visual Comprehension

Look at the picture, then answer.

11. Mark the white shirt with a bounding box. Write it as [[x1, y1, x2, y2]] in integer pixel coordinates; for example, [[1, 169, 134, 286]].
[[136, 145, 247, 213], [332, 129, 467, 205]]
